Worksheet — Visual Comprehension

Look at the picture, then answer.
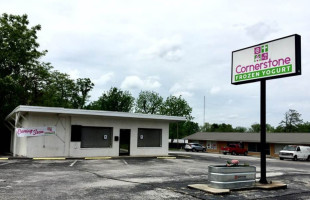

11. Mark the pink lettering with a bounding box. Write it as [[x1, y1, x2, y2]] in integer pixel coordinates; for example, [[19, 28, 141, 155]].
[[285, 57, 291, 64]]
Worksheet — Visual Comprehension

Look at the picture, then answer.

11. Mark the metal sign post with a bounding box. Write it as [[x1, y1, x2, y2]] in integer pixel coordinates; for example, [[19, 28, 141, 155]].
[[260, 79, 268, 184]]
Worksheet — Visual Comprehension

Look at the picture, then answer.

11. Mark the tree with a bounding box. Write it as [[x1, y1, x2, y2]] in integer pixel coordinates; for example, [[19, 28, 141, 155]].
[[200, 122, 211, 132], [249, 123, 261, 133], [160, 95, 194, 142], [0, 13, 48, 117], [296, 122, 310, 133], [248, 123, 274, 133], [217, 123, 234, 132], [278, 109, 303, 132], [88, 87, 134, 112], [179, 121, 200, 139], [200, 122, 247, 133], [234, 126, 247, 133], [0, 13, 95, 153], [160, 95, 193, 120], [40, 71, 77, 108], [0, 13, 49, 153], [72, 78, 94, 109], [135, 91, 163, 114]]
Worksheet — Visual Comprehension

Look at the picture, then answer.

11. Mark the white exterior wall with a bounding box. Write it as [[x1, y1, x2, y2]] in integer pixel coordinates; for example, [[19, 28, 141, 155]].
[[12, 114, 30, 156], [25, 113, 70, 157], [14, 135, 27, 156], [15, 113, 170, 157], [70, 116, 169, 157]]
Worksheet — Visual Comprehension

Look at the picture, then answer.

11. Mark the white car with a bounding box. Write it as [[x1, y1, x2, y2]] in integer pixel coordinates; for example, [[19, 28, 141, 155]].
[[184, 143, 206, 152], [279, 145, 310, 161]]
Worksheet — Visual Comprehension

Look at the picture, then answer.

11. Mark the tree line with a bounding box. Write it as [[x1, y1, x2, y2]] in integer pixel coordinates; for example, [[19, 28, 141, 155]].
[[87, 88, 200, 141], [200, 109, 310, 133]]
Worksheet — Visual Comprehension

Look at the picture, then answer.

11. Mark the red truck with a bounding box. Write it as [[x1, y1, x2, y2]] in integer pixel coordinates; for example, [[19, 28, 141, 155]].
[[221, 144, 248, 156]]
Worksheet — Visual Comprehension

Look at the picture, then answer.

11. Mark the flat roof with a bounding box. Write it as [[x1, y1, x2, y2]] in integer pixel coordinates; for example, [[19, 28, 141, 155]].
[[184, 132, 310, 145], [6, 105, 186, 122]]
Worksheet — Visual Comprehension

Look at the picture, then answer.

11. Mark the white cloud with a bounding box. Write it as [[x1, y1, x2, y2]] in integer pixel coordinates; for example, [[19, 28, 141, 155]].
[[169, 82, 194, 98], [245, 22, 278, 40], [140, 36, 183, 61], [210, 86, 221, 95], [121, 75, 161, 90], [67, 69, 80, 80], [94, 72, 115, 86], [171, 91, 193, 98]]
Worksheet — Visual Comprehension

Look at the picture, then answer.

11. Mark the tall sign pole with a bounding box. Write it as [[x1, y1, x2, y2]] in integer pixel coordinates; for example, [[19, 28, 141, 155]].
[[231, 34, 301, 184], [260, 79, 267, 184]]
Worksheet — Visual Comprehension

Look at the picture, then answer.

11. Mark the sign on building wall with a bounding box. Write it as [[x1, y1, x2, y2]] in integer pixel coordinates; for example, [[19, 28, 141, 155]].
[[231, 34, 301, 85], [16, 126, 56, 137]]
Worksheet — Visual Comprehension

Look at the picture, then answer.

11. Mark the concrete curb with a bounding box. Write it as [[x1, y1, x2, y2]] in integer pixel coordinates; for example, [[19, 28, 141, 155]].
[[255, 181, 287, 190], [188, 181, 287, 195], [188, 184, 230, 195], [157, 156, 176, 159], [85, 157, 112, 160], [33, 157, 66, 160]]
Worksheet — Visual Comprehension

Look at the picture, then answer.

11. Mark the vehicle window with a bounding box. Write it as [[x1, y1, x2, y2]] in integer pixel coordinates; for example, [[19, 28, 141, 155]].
[[297, 147, 301, 151], [228, 144, 235, 148], [283, 145, 297, 151]]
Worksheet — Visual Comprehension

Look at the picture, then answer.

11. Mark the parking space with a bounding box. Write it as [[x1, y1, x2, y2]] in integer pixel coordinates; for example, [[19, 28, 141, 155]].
[[1, 154, 310, 199]]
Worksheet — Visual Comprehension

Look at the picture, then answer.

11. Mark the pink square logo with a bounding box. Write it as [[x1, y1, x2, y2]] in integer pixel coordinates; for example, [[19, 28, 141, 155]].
[[254, 47, 261, 54], [262, 53, 268, 60]]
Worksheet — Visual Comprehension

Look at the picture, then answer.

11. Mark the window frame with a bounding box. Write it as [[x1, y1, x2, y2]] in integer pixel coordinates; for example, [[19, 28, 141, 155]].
[[80, 126, 113, 148], [137, 128, 162, 148]]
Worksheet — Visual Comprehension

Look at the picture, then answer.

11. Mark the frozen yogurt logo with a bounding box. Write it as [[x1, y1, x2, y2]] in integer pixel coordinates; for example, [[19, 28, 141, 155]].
[[254, 44, 268, 62]]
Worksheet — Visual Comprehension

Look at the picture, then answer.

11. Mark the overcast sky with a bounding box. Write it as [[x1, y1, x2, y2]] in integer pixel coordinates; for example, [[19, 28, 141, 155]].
[[1, 0, 310, 128]]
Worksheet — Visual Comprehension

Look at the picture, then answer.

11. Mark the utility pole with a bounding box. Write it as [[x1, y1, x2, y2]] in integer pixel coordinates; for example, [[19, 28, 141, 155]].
[[203, 96, 205, 125]]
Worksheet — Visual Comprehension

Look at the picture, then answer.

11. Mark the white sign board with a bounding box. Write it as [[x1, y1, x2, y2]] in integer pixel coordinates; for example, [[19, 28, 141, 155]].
[[232, 34, 301, 84], [16, 126, 56, 137]]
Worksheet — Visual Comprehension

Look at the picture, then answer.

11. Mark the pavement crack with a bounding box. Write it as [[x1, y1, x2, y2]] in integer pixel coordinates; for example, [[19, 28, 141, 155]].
[[79, 169, 205, 200]]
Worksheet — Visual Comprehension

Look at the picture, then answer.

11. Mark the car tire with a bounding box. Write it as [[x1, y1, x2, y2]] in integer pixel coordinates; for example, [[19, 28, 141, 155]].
[[185, 150, 189, 152], [202, 148, 206, 152], [192, 148, 196, 152], [307, 156, 310, 161], [293, 155, 298, 161], [223, 152, 227, 155], [232, 151, 236, 155], [244, 151, 248, 156], [280, 157, 284, 160]]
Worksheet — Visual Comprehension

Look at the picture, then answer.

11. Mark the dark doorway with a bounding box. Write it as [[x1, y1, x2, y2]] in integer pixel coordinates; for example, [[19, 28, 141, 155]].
[[119, 129, 130, 156]]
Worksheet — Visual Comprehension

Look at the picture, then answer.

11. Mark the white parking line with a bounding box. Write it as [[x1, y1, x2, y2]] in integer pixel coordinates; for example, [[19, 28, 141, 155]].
[[69, 160, 78, 167], [123, 160, 128, 165], [0, 163, 10, 166]]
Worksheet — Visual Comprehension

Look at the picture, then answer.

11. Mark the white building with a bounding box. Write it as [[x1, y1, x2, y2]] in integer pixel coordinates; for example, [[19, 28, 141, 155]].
[[5, 106, 185, 158]]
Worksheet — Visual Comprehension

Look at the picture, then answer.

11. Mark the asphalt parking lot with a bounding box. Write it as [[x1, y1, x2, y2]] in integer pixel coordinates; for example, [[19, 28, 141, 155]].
[[1, 152, 310, 200]]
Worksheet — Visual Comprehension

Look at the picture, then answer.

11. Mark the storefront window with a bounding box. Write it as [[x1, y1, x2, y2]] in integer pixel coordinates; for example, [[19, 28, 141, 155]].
[[248, 142, 270, 155], [80, 127, 113, 148], [138, 128, 162, 147], [207, 141, 217, 149]]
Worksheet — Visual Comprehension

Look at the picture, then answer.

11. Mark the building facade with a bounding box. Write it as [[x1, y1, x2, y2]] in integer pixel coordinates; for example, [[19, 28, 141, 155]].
[[6, 106, 185, 158], [184, 132, 310, 158]]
